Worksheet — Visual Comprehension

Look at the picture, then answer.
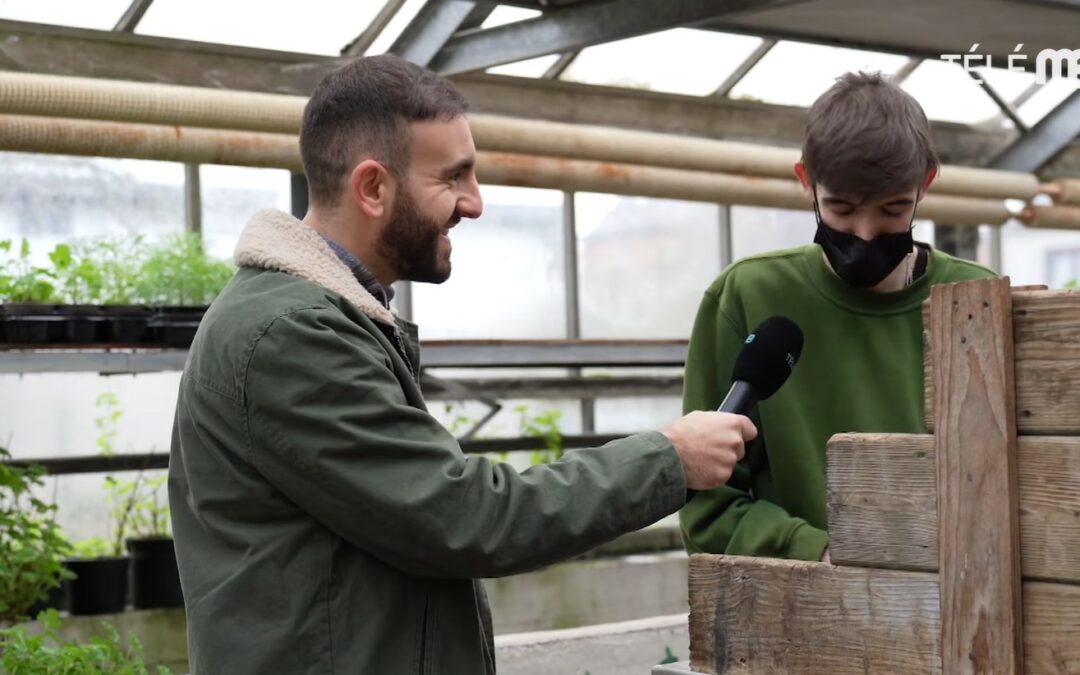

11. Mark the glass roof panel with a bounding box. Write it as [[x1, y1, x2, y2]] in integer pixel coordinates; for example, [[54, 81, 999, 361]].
[[561, 29, 764, 97], [137, 0, 384, 55], [728, 41, 909, 106], [0, 0, 132, 30]]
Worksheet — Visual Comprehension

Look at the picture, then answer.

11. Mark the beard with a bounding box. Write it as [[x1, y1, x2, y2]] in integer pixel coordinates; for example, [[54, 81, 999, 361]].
[[377, 184, 457, 284]]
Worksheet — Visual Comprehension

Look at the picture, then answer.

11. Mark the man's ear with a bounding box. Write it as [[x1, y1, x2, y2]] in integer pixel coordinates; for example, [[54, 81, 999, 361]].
[[348, 159, 394, 219], [793, 162, 814, 200], [918, 166, 938, 200]]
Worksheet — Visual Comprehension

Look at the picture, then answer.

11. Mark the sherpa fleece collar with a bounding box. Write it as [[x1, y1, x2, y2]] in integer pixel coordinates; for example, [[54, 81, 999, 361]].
[[233, 208, 396, 327]]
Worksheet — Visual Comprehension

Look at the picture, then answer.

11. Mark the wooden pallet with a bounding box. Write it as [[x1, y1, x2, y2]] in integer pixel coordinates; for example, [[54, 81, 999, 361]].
[[688, 279, 1080, 674]]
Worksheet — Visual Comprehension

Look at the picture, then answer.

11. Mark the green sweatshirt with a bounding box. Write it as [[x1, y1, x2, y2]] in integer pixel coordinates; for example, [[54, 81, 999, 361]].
[[680, 243, 994, 560]]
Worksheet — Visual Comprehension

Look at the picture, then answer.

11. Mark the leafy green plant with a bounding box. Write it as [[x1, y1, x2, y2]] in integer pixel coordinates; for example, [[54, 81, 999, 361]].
[[48, 243, 100, 305], [84, 392, 169, 557], [134, 233, 233, 306], [49, 238, 147, 305], [4, 234, 233, 307], [0, 447, 73, 626], [108, 474, 169, 541], [515, 406, 565, 465], [0, 239, 59, 304], [0, 609, 172, 674], [71, 537, 113, 560]]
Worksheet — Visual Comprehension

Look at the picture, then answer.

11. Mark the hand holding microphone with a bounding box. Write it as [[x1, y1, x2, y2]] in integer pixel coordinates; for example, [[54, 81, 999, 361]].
[[665, 316, 803, 493]]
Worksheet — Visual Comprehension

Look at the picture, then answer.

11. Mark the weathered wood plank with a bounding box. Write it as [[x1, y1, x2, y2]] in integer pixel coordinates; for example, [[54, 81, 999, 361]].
[[688, 555, 1080, 675], [925, 289, 1080, 435], [931, 278, 1022, 674], [827, 434, 1080, 584]]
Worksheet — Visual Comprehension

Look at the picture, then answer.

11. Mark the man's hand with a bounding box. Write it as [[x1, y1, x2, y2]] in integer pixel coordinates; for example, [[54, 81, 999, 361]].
[[661, 411, 758, 491]]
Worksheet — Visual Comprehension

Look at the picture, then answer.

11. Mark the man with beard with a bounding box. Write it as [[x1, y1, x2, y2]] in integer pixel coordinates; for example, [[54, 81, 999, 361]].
[[169, 55, 756, 675]]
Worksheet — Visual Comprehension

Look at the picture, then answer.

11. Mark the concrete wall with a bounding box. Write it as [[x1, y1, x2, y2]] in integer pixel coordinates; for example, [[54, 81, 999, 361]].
[[28, 551, 689, 673], [494, 614, 689, 675]]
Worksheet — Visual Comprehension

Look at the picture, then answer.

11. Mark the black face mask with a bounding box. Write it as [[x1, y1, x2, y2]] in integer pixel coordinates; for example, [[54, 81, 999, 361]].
[[812, 195, 916, 288]]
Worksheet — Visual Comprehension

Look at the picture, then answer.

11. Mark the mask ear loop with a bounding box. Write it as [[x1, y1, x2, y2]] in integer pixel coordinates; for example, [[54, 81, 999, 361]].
[[907, 189, 921, 234]]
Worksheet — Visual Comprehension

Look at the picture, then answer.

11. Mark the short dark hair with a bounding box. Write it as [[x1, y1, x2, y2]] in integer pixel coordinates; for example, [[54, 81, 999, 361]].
[[299, 54, 469, 206], [801, 71, 938, 200]]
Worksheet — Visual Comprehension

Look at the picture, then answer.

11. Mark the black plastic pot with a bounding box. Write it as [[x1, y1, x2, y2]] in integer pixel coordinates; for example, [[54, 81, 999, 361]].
[[149, 306, 207, 348], [1, 303, 62, 344], [100, 305, 151, 344], [63, 305, 103, 344], [65, 556, 130, 616], [126, 536, 184, 609]]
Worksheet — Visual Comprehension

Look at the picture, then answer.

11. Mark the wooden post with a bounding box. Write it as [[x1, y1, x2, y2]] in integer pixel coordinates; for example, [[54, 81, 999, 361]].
[[931, 278, 1023, 674]]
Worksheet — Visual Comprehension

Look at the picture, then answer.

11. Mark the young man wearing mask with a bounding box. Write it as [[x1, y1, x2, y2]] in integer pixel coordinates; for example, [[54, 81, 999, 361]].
[[680, 71, 995, 563]]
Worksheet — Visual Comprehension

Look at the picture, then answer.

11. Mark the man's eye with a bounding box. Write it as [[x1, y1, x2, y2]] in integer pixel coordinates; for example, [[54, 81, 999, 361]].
[[882, 210, 904, 218]]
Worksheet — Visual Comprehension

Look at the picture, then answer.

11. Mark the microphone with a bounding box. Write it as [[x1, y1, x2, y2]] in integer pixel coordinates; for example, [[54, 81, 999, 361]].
[[685, 317, 803, 501], [718, 316, 804, 416]]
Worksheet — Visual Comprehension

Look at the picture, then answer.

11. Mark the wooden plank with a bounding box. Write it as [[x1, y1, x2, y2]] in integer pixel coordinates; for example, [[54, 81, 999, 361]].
[[931, 278, 1022, 674], [687, 554, 1080, 675], [826, 433, 1080, 584], [925, 289, 1080, 435]]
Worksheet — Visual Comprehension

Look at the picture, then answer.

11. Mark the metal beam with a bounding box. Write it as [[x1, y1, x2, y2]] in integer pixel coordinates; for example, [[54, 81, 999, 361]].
[[991, 90, 1080, 172], [8, 434, 629, 473], [0, 341, 689, 373], [390, 0, 484, 68], [711, 38, 775, 98], [429, 0, 809, 75], [890, 58, 922, 85], [967, 69, 1029, 134], [341, 0, 409, 57], [290, 172, 309, 219], [460, 2, 500, 30], [543, 51, 579, 79], [422, 375, 683, 401], [113, 0, 154, 32], [0, 19, 346, 96], [184, 163, 202, 236]]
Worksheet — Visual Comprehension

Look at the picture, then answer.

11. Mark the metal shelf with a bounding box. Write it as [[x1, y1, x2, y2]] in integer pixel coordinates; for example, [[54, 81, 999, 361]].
[[0, 340, 688, 374]]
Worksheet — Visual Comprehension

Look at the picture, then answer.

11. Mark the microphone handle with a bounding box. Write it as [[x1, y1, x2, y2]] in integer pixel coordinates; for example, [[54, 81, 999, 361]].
[[685, 381, 759, 502], [718, 380, 759, 415]]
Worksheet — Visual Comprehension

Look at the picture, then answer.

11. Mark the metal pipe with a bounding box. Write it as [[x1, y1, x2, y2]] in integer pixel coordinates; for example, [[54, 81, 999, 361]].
[[0, 71, 306, 134], [0, 114, 302, 170], [476, 152, 1013, 227], [0, 71, 1051, 203], [1048, 178, 1080, 206], [1020, 205, 1080, 230], [0, 113, 1014, 226]]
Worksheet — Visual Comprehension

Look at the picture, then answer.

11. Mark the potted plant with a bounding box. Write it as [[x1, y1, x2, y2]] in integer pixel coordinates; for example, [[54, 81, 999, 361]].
[[65, 393, 132, 616], [138, 234, 233, 348], [47, 243, 103, 344], [0, 446, 73, 626], [0, 238, 62, 344], [0, 608, 172, 674], [64, 536, 129, 617], [83, 237, 152, 344], [122, 472, 182, 610]]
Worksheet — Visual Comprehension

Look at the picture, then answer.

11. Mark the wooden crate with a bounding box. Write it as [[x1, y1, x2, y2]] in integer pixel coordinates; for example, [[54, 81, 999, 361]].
[[688, 280, 1080, 674]]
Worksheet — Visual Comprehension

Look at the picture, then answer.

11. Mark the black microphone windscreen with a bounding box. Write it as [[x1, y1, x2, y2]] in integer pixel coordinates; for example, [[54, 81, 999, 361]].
[[731, 316, 804, 400]]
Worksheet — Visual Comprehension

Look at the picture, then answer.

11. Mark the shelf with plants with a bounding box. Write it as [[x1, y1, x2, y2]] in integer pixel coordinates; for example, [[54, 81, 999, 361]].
[[0, 234, 233, 349]]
